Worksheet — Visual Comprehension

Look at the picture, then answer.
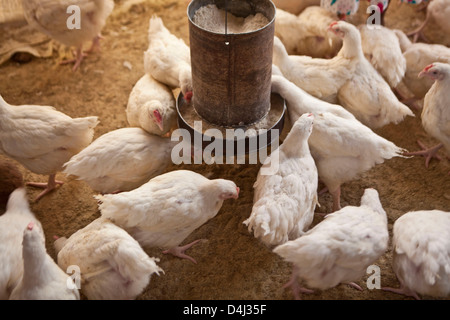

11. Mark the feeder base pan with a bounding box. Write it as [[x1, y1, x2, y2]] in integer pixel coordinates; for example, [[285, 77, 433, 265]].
[[176, 92, 286, 155]]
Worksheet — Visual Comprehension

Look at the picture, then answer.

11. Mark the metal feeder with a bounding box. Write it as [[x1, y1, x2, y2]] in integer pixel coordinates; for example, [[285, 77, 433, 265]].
[[177, 0, 286, 155]]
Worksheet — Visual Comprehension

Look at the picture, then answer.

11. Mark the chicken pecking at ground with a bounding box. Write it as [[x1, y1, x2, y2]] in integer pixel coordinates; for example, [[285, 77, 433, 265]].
[[0, 188, 41, 299], [126, 74, 177, 137], [63, 127, 177, 194], [9, 221, 80, 300], [274, 7, 343, 58], [243, 113, 319, 246], [0, 94, 99, 201], [22, 0, 114, 71], [271, 75, 407, 212], [382, 210, 450, 299], [54, 216, 163, 300], [95, 170, 239, 264], [144, 15, 193, 104], [404, 63, 450, 168], [273, 188, 389, 300], [407, 0, 450, 43]]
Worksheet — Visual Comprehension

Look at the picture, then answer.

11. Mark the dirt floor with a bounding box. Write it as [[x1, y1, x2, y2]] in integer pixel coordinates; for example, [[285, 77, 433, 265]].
[[0, 0, 449, 301]]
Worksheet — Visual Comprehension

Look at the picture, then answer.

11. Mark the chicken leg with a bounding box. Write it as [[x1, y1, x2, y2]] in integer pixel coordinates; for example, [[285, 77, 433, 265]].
[[282, 266, 314, 300], [85, 34, 104, 54], [393, 88, 421, 111], [407, 13, 431, 43], [404, 140, 443, 168], [163, 239, 204, 264], [60, 35, 103, 71], [346, 282, 363, 291], [331, 187, 342, 212], [382, 285, 421, 300], [26, 174, 64, 202], [317, 185, 341, 213], [60, 46, 86, 71]]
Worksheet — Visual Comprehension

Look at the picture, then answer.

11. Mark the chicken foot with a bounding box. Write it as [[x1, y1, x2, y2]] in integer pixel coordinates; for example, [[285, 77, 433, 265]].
[[282, 266, 314, 300], [407, 14, 430, 43], [26, 174, 64, 202], [381, 285, 420, 300], [60, 35, 103, 71], [60, 46, 87, 71], [404, 141, 443, 168], [163, 239, 204, 264]]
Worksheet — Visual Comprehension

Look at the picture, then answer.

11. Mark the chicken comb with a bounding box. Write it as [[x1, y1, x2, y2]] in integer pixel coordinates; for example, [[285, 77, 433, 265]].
[[329, 21, 339, 28], [153, 109, 162, 122], [27, 222, 34, 231], [377, 2, 384, 13], [423, 64, 434, 72], [184, 91, 193, 103]]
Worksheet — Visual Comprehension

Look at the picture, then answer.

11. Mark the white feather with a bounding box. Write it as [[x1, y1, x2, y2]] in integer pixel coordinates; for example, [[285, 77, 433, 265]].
[[392, 210, 450, 298], [63, 127, 176, 194], [244, 113, 318, 246], [274, 188, 388, 291], [55, 217, 162, 300]]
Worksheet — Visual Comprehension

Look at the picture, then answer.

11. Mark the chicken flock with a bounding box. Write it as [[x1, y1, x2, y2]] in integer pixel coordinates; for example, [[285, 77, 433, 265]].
[[0, 0, 449, 301]]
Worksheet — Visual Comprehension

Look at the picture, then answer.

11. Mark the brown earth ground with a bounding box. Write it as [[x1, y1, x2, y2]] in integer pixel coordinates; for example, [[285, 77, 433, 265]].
[[0, 0, 449, 300]]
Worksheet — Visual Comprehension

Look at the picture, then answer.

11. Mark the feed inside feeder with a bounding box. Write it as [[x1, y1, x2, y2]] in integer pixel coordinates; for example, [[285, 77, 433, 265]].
[[178, 0, 285, 155]]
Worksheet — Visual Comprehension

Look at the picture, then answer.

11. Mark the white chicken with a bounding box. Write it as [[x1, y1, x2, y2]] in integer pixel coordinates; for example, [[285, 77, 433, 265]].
[[0, 188, 41, 299], [0, 94, 99, 201], [272, 33, 352, 103], [144, 15, 193, 103], [405, 63, 450, 168], [271, 75, 407, 212], [54, 217, 163, 300], [274, 7, 342, 58], [329, 21, 414, 128], [382, 210, 450, 299], [243, 113, 319, 246], [407, 0, 450, 43], [63, 127, 176, 194], [9, 221, 80, 300], [393, 29, 450, 103], [126, 74, 177, 137], [273, 188, 389, 299], [358, 24, 406, 88], [272, 0, 320, 14], [22, 0, 115, 71], [95, 170, 239, 264]]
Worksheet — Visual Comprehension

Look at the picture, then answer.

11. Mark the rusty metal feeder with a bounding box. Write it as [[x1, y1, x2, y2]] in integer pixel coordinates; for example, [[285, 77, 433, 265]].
[[177, 0, 286, 155]]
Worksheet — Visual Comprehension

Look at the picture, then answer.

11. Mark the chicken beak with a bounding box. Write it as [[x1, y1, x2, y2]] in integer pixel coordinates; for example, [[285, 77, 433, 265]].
[[156, 120, 164, 132], [234, 187, 240, 199], [418, 71, 426, 78]]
